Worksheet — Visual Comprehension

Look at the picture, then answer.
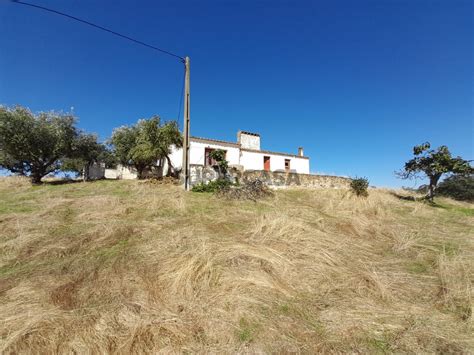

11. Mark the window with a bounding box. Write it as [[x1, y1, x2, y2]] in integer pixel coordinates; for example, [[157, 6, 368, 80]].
[[205, 148, 226, 166], [285, 159, 290, 172], [263, 156, 270, 171], [205, 148, 215, 166]]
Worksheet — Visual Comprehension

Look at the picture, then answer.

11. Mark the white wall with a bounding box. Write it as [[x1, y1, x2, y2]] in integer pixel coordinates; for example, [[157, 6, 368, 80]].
[[170, 142, 310, 174], [168, 141, 240, 171], [290, 155, 310, 174], [168, 145, 183, 171], [240, 150, 309, 174], [104, 165, 138, 180], [238, 132, 260, 150], [116, 137, 310, 178]]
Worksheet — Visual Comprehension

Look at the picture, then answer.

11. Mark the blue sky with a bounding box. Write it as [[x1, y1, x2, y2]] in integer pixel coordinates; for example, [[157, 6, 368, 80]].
[[1, 0, 472, 187]]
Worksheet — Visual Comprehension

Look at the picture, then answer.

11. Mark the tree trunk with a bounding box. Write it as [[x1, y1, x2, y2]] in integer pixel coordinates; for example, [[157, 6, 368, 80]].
[[428, 182, 435, 201], [158, 158, 165, 178], [30, 169, 44, 184], [165, 155, 173, 177], [216, 165, 223, 180], [427, 174, 442, 201], [136, 165, 146, 179], [83, 163, 90, 182]]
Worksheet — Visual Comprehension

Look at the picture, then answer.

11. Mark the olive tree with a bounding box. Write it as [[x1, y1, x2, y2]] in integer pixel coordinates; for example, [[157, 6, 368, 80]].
[[110, 116, 181, 179], [110, 123, 146, 178], [398, 142, 473, 201], [0, 105, 77, 184], [61, 133, 106, 181], [157, 121, 182, 177]]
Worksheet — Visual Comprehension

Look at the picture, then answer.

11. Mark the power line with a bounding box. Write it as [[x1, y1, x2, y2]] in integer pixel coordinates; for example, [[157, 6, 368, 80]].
[[11, 0, 185, 62]]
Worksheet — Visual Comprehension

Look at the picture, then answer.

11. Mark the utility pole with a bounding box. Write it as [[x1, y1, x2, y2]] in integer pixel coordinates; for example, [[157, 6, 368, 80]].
[[182, 56, 191, 190]]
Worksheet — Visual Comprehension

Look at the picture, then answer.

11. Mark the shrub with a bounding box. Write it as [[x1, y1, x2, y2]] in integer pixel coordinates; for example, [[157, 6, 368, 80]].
[[191, 179, 233, 193], [350, 177, 369, 197], [208, 149, 228, 178], [437, 174, 474, 202]]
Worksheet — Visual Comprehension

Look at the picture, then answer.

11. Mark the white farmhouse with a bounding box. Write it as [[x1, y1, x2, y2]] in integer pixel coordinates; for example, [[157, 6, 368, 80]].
[[168, 130, 310, 174], [102, 130, 310, 179]]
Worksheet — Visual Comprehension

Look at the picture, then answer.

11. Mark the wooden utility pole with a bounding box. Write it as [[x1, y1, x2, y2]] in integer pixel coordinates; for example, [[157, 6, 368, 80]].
[[182, 56, 191, 190]]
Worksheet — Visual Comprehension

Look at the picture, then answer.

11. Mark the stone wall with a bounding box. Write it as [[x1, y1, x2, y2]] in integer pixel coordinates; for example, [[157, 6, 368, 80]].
[[189, 165, 351, 189]]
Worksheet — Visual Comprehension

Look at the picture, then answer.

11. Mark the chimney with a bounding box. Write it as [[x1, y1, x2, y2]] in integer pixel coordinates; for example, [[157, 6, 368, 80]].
[[298, 147, 304, 157], [237, 130, 261, 150]]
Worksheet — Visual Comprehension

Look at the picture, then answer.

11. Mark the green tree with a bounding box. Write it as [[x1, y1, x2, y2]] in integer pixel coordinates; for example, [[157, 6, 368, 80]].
[[98, 147, 118, 169], [110, 123, 144, 178], [437, 174, 474, 202], [110, 116, 182, 179], [209, 149, 229, 179], [0, 105, 77, 184], [110, 126, 136, 164], [129, 117, 162, 178], [61, 133, 106, 181], [398, 142, 473, 201], [158, 121, 183, 177]]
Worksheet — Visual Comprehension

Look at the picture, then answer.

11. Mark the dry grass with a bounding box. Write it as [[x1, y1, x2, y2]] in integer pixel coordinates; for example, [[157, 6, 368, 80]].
[[0, 176, 473, 353]]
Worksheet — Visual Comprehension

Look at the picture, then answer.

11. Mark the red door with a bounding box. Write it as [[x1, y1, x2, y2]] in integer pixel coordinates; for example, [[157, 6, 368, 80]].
[[263, 156, 270, 171]]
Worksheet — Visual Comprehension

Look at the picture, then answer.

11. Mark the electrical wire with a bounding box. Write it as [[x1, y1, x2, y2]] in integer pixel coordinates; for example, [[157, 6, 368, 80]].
[[11, 0, 185, 62]]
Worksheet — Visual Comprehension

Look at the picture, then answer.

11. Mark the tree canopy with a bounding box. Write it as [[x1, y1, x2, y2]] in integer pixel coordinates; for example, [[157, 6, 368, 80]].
[[61, 133, 107, 181], [437, 174, 474, 202], [0, 106, 77, 183], [1, 106, 183, 182], [209, 149, 228, 179], [157, 121, 183, 176], [398, 142, 473, 200], [109, 116, 182, 178]]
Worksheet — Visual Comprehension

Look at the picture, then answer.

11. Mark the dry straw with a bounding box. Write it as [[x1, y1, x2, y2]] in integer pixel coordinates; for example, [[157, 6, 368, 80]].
[[0, 177, 472, 353]]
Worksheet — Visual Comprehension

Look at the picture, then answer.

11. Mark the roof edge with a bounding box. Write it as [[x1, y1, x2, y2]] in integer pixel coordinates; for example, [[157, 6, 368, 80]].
[[241, 148, 309, 159], [190, 136, 240, 147], [189, 136, 310, 159]]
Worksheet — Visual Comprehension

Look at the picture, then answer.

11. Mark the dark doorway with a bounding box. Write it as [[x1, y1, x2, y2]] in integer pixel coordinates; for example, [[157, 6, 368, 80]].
[[264, 156, 270, 171], [204, 148, 215, 166]]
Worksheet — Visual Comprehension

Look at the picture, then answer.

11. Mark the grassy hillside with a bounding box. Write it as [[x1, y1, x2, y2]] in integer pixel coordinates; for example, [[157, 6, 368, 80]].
[[0, 177, 472, 353]]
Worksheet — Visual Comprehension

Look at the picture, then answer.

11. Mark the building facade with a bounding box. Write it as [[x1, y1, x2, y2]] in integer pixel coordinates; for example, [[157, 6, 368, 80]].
[[167, 130, 310, 174], [101, 130, 310, 180]]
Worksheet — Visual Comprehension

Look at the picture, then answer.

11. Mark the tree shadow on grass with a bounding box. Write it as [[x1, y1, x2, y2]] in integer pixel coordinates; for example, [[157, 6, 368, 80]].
[[389, 191, 458, 210], [42, 178, 96, 186], [389, 191, 426, 202]]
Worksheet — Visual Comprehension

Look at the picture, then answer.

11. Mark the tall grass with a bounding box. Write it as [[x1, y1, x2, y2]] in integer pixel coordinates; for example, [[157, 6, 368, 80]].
[[0, 177, 472, 353]]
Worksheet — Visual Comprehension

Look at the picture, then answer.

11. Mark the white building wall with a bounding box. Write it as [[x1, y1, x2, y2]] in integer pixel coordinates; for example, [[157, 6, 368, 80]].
[[238, 132, 260, 150], [168, 140, 240, 171], [106, 135, 310, 179], [168, 145, 183, 171], [240, 150, 310, 174], [191, 141, 240, 166], [104, 165, 138, 179], [169, 142, 310, 175], [290, 155, 310, 174]]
